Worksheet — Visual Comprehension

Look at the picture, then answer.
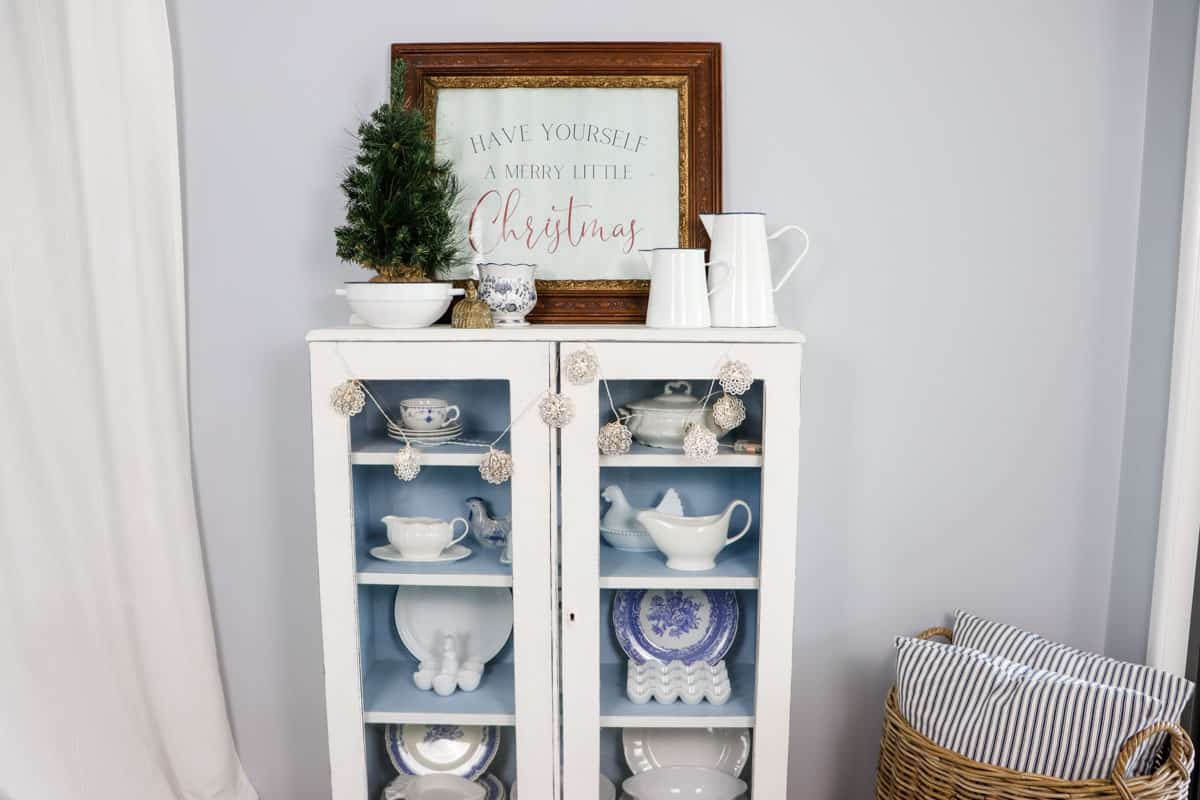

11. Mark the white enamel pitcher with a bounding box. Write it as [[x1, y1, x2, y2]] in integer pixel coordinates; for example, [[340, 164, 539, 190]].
[[640, 248, 730, 329], [700, 213, 810, 327]]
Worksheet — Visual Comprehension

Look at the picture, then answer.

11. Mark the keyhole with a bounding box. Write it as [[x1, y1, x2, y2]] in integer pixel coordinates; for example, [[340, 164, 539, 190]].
[[569, 612, 576, 622]]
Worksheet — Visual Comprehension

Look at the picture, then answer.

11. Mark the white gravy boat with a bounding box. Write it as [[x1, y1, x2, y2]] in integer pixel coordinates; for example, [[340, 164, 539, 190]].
[[635, 500, 752, 571]]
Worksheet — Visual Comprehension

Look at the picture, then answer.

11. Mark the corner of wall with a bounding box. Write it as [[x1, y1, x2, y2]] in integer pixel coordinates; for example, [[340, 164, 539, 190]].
[[1105, 0, 1199, 662]]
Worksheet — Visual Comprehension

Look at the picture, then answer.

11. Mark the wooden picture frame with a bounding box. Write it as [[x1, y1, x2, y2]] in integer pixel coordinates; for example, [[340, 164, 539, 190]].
[[391, 42, 723, 324]]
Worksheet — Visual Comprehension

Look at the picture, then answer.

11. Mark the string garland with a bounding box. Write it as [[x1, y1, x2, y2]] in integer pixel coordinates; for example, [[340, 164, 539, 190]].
[[538, 392, 575, 428], [332, 346, 755, 469], [563, 348, 599, 385], [330, 380, 366, 416], [333, 347, 569, 483]]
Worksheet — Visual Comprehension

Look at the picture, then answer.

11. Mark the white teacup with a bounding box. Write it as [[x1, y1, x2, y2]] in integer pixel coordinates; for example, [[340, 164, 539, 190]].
[[400, 398, 461, 431], [382, 515, 469, 560]]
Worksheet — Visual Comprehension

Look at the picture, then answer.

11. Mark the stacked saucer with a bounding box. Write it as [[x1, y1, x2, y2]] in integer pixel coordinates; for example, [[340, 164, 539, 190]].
[[387, 420, 462, 445]]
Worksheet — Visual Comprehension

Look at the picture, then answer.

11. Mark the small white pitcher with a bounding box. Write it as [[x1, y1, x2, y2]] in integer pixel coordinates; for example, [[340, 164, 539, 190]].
[[640, 248, 730, 329]]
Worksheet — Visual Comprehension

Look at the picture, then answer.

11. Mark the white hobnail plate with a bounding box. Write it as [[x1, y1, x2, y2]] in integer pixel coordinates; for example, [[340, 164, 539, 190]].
[[370, 543, 472, 564], [393, 586, 513, 664], [622, 727, 750, 776], [622, 767, 746, 800]]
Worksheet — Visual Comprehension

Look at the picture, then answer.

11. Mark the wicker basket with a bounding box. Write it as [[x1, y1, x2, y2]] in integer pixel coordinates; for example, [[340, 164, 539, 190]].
[[876, 627, 1194, 800]]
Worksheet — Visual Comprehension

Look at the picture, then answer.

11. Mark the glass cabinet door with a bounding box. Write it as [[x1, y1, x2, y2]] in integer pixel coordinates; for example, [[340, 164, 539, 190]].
[[558, 341, 802, 800], [309, 340, 557, 800]]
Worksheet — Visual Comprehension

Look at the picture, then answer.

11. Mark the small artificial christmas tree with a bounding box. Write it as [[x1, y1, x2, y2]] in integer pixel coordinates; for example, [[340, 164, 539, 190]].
[[335, 58, 465, 281]]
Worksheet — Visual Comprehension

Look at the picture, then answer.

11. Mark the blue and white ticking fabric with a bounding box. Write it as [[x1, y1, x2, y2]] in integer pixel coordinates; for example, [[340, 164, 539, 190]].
[[895, 636, 1163, 781], [954, 610, 1195, 774]]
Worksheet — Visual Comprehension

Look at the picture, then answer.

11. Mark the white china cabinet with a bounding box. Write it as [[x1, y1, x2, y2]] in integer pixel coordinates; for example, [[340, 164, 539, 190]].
[[308, 326, 803, 800]]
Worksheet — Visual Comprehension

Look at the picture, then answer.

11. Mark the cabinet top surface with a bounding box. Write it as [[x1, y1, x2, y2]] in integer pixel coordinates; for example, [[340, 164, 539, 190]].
[[306, 324, 805, 344]]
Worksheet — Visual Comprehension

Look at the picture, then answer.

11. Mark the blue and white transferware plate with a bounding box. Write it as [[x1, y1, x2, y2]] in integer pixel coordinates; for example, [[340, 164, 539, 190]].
[[612, 589, 738, 665], [477, 773, 506, 800], [384, 724, 499, 780]]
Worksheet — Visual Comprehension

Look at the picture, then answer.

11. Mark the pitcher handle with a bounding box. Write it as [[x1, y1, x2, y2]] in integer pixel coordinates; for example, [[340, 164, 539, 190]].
[[705, 260, 732, 297], [724, 500, 753, 545], [766, 225, 811, 293]]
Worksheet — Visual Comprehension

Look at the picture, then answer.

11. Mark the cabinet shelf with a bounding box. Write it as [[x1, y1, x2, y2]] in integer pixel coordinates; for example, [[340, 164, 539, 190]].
[[597, 663, 756, 728], [597, 539, 760, 589], [362, 660, 516, 726], [351, 432, 509, 467], [599, 442, 762, 468], [355, 550, 513, 587]]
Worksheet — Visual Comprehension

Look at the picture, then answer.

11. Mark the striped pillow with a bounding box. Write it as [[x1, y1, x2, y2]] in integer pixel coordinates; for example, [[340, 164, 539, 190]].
[[895, 636, 1163, 781], [954, 610, 1194, 774]]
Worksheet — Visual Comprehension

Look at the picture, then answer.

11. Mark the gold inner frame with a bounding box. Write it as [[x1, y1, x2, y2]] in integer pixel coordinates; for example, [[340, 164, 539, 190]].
[[423, 74, 689, 292]]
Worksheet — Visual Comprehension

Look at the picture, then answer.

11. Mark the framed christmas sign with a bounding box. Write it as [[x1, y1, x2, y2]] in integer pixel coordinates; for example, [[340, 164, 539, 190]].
[[391, 42, 723, 323]]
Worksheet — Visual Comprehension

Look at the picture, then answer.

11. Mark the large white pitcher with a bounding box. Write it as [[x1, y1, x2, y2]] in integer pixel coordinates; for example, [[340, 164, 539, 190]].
[[700, 213, 810, 327]]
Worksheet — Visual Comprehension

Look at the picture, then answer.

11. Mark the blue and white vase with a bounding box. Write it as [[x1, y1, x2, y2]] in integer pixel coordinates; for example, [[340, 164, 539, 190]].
[[477, 263, 537, 327]]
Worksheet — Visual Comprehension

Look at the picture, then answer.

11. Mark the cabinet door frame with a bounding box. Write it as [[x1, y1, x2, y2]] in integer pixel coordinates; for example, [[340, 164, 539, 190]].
[[309, 340, 557, 800], [558, 341, 802, 799]]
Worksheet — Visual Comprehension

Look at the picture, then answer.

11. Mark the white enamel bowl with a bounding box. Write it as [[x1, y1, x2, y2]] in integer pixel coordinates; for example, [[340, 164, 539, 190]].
[[337, 282, 464, 329], [511, 775, 614, 800], [622, 767, 746, 800]]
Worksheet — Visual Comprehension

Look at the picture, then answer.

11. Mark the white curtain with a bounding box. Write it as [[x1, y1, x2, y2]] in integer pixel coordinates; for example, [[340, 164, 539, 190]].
[[0, 2, 257, 798]]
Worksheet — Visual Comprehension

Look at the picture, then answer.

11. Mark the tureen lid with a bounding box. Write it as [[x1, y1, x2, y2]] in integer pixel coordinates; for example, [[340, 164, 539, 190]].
[[626, 381, 704, 412]]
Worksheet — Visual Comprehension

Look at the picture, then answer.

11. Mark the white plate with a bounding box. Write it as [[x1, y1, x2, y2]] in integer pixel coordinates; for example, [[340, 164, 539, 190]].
[[393, 586, 513, 664], [388, 430, 463, 444], [388, 422, 463, 434], [386, 431, 460, 443], [384, 724, 499, 779], [370, 543, 472, 564], [387, 432, 463, 447], [388, 421, 463, 432], [622, 727, 751, 777]]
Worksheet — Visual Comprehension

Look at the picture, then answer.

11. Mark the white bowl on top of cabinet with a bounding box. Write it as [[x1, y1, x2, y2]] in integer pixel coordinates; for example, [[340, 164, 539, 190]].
[[337, 282, 464, 329]]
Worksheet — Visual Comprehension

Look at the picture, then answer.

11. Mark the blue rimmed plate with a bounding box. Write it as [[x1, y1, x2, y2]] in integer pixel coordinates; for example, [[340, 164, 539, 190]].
[[612, 589, 739, 665], [384, 724, 499, 780], [477, 773, 506, 800]]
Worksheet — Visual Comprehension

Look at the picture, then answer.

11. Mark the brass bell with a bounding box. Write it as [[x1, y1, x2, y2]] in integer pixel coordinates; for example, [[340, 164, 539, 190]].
[[452, 281, 494, 329]]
